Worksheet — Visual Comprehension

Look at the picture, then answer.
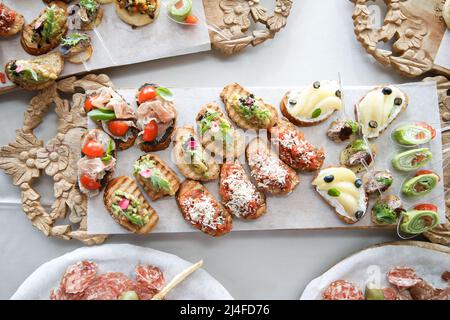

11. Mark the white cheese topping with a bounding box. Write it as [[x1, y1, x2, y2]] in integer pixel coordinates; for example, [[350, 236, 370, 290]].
[[182, 195, 224, 230], [249, 151, 288, 190]]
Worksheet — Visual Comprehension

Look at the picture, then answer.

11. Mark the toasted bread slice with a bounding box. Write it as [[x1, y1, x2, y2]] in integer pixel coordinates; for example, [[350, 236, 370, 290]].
[[176, 180, 232, 236], [196, 103, 244, 160], [0, 4, 24, 37], [280, 81, 343, 127], [115, 0, 160, 27], [268, 118, 325, 171], [355, 85, 408, 139], [133, 154, 180, 201], [67, 44, 93, 64], [104, 176, 159, 234], [21, 4, 68, 55], [312, 166, 368, 224], [173, 126, 220, 182], [5, 52, 64, 90], [246, 138, 299, 195], [219, 161, 267, 220], [220, 83, 278, 130]]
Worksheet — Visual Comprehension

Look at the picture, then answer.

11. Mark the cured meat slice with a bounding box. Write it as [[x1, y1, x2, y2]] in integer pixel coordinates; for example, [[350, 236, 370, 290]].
[[49, 287, 85, 300], [387, 266, 421, 289], [60, 261, 97, 295], [135, 265, 165, 291], [322, 280, 364, 300], [410, 280, 446, 300], [382, 287, 397, 300], [134, 283, 157, 300], [83, 272, 135, 300]]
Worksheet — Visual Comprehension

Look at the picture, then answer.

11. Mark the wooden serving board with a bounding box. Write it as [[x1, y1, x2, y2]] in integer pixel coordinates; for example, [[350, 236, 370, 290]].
[[0, 74, 448, 244], [352, 0, 450, 78]]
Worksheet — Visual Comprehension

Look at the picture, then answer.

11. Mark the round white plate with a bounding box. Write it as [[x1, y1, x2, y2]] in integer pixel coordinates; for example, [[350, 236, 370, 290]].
[[11, 244, 233, 300], [300, 241, 450, 300]]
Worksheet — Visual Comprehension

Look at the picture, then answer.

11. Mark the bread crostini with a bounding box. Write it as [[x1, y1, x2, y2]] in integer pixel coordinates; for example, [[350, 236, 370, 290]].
[[312, 166, 368, 224], [219, 161, 266, 220], [173, 126, 220, 182], [196, 103, 244, 159], [59, 33, 93, 64], [220, 83, 278, 130], [115, 0, 160, 27], [176, 180, 232, 236], [21, 3, 68, 55], [104, 176, 159, 234], [268, 118, 325, 171], [0, 2, 24, 37], [246, 138, 299, 195], [339, 139, 376, 173], [75, 0, 104, 30], [85, 87, 138, 150], [133, 154, 180, 201], [355, 85, 408, 139], [135, 83, 177, 152], [280, 80, 343, 126]]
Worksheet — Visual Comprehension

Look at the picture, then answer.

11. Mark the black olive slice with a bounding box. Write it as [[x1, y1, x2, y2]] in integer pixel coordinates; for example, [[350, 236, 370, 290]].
[[324, 175, 334, 183], [382, 87, 392, 95], [369, 121, 378, 128], [313, 81, 320, 89]]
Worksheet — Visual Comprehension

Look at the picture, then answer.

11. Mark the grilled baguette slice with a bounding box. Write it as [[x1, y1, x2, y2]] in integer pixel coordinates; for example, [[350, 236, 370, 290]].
[[21, 3, 68, 55], [246, 138, 299, 195], [115, 0, 160, 27], [196, 103, 244, 159], [133, 154, 180, 201], [0, 4, 24, 37], [176, 180, 233, 237], [220, 83, 278, 130], [104, 176, 159, 234], [173, 126, 220, 182]]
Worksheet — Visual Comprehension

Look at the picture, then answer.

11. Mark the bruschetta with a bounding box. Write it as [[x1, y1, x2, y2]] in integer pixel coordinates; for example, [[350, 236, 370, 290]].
[[281, 80, 343, 126], [133, 154, 180, 201], [135, 83, 177, 152], [176, 180, 232, 236], [84, 87, 138, 150], [219, 161, 266, 220], [115, 0, 160, 27], [355, 85, 408, 139], [77, 129, 117, 197], [312, 166, 368, 224], [104, 176, 159, 234], [246, 138, 299, 195], [21, 3, 68, 56], [5, 52, 64, 90], [0, 2, 24, 37], [220, 83, 278, 130], [74, 0, 104, 30], [340, 139, 376, 173], [196, 103, 244, 159], [59, 33, 93, 64], [268, 118, 325, 171], [173, 126, 220, 182]]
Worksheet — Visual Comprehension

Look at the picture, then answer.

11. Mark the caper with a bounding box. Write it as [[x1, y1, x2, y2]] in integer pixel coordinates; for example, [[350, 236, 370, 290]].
[[382, 87, 392, 95], [369, 120, 378, 128], [313, 81, 320, 89], [355, 210, 364, 219], [394, 97, 403, 106]]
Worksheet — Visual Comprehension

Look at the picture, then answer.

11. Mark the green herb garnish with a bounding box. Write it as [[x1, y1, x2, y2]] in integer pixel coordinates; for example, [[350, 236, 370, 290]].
[[328, 188, 341, 197], [311, 108, 322, 119], [80, 0, 98, 15], [42, 6, 59, 42], [61, 33, 89, 47], [101, 139, 115, 163], [351, 139, 367, 152], [156, 87, 174, 101], [346, 120, 359, 134], [376, 176, 393, 187]]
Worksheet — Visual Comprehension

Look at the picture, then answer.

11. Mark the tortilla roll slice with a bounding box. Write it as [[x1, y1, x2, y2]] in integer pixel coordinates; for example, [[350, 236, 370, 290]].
[[104, 176, 159, 234], [133, 154, 180, 201]]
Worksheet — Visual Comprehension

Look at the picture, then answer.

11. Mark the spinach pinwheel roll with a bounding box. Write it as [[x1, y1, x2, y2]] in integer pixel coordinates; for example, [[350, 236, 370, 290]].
[[401, 170, 440, 197], [392, 122, 436, 146], [400, 204, 439, 235], [392, 148, 432, 172]]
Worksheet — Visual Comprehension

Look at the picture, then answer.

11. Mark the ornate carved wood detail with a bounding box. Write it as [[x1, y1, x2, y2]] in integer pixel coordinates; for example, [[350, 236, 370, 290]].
[[352, 0, 449, 78], [0, 74, 113, 245], [422, 76, 450, 244], [204, 0, 292, 55]]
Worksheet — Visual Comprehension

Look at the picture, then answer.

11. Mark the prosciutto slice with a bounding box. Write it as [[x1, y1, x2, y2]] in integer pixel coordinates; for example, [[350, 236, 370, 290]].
[[136, 99, 176, 131], [89, 87, 135, 120]]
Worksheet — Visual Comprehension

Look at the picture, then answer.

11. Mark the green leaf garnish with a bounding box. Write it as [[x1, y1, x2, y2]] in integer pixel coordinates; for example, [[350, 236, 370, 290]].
[[311, 108, 322, 119], [42, 6, 58, 42], [327, 188, 341, 197], [156, 87, 174, 101], [150, 174, 171, 193], [351, 139, 367, 152], [346, 120, 359, 134], [101, 139, 115, 163], [61, 33, 89, 47], [376, 177, 393, 187], [80, 0, 98, 15]]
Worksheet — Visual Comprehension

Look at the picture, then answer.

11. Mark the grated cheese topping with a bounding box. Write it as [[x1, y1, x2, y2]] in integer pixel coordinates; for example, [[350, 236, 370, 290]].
[[182, 195, 225, 230], [278, 130, 318, 167], [249, 151, 288, 190], [222, 165, 260, 217]]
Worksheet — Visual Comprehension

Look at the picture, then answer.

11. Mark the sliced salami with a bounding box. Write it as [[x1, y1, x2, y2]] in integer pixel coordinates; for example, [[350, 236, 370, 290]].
[[60, 261, 97, 295], [322, 280, 364, 300], [49, 287, 85, 300], [83, 272, 135, 300], [135, 265, 165, 291], [382, 287, 397, 300], [387, 266, 421, 289], [134, 283, 157, 300]]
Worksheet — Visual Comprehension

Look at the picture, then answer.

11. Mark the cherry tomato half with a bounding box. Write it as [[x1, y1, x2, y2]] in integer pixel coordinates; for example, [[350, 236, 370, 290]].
[[80, 174, 101, 190], [143, 119, 158, 142], [108, 120, 129, 137], [138, 86, 157, 104], [82, 140, 104, 158], [415, 169, 434, 177], [84, 95, 96, 112], [185, 15, 198, 24], [414, 204, 438, 212], [417, 122, 436, 139]]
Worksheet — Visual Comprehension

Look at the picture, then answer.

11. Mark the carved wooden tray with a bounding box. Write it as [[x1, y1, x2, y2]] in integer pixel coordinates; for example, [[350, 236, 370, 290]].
[[352, 0, 450, 78], [0, 74, 449, 245]]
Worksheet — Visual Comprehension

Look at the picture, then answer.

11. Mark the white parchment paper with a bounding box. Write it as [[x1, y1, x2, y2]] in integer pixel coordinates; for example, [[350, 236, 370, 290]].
[[300, 243, 450, 300], [87, 81, 446, 235], [435, 29, 450, 70], [11, 244, 233, 300], [0, 0, 211, 89]]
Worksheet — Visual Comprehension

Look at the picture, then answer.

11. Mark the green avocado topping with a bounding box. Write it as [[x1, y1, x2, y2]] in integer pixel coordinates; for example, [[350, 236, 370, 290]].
[[132, 157, 172, 194]]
